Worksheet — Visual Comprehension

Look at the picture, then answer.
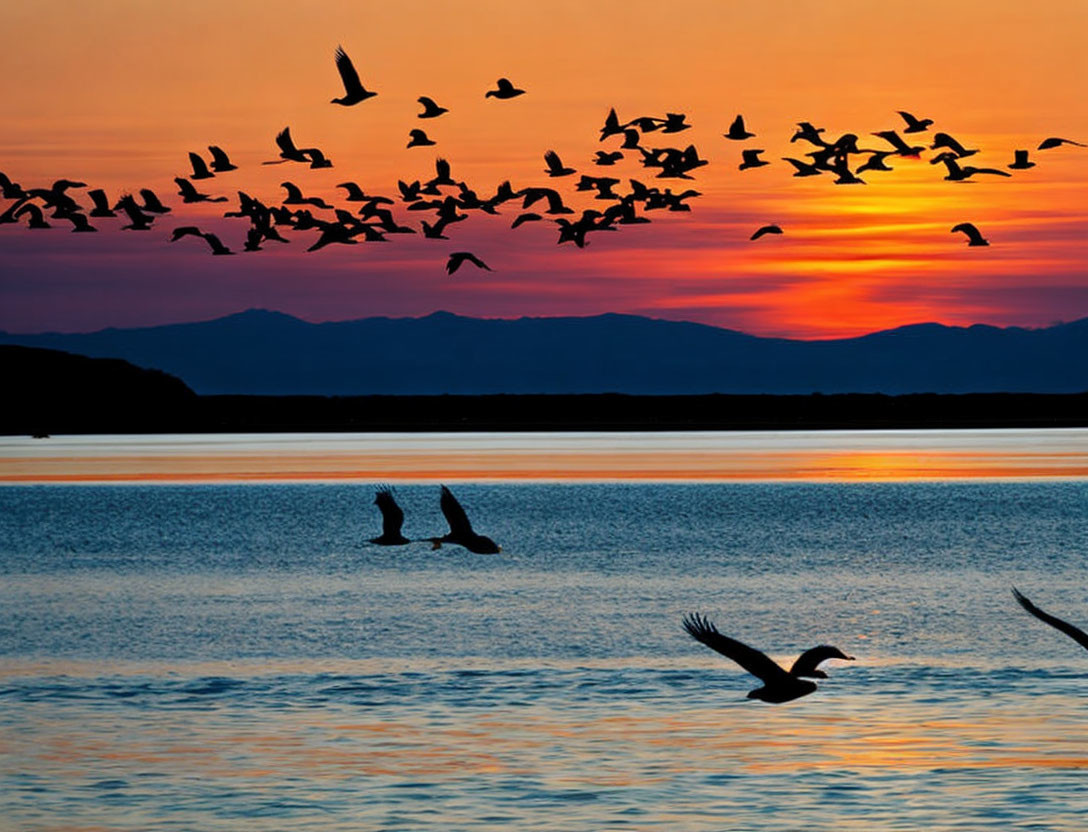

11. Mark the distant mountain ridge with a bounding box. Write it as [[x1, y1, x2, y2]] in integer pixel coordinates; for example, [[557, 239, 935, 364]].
[[1, 309, 1085, 395]]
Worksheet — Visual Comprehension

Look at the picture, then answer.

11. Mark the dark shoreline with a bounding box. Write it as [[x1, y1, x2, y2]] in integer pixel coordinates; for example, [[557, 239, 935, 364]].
[[7, 392, 1088, 435]]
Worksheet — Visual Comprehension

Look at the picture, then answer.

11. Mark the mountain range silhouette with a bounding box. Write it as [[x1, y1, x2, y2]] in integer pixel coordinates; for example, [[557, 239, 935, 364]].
[[1, 310, 1084, 396]]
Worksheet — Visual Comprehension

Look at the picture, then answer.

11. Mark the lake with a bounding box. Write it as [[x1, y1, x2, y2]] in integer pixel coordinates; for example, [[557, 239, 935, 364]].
[[2, 430, 1087, 830]]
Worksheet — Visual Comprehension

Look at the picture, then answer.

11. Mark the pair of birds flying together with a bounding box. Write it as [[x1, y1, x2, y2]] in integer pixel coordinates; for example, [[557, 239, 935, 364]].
[[369, 485, 501, 554], [685, 587, 1087, 704]]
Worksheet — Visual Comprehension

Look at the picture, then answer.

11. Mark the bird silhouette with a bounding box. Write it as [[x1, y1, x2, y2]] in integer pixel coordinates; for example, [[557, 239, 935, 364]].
[[446, 251, 490, 274], [594, 150, 623, 166], [1013, 588, 1088, 653], [738, 149, 769, 170], [682, 613, 853, 703], [281, 181, 333, 208], [116, 195, 155, 230], [0, 172, 27, 200], [137, 189, 171, 214], [599, 108, 626, 141], [187, 152, 215, 180], [790, 122, 827, 146], [930, 132, 978, 157], [267, 127, 309, 164], [175, 178, 227, 204], [1038, 137, 1086, 150], [724, 114, 755, 140], [61, 212, 97, 232], [208, 145, 238, 172], [544, 150, 575, 177], [485, 78, 525, 99], [936, 155, 1011, 181], [331, 46, 377, 105], [511, 212, 543, 229], [750, 224, 782, 240], [427, 485, 501, 553], [171, 226, 233, 255], [417, 96, 448, 118], [660, 113, 691, 133], [855, 151, 895, 174], [14, 203, 50, 229], [782, 157, 823, 177], [1008, 149, 1035, 170], [86, 189, 117, 217], [369, 487, 411, 545], [407, 129, 436, 148], [896, 110, 933, 133], [872, 130, 924, 156], [951, 222, 989, 246]]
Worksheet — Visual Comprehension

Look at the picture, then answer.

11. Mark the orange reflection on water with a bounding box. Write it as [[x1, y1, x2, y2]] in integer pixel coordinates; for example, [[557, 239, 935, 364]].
[[1, 449, 1086, 483]]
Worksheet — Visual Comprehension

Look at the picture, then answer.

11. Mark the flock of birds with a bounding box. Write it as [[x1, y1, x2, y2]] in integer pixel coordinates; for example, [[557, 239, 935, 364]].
[[2, 45, 1085, 272], [369, 486, 1088, 704]]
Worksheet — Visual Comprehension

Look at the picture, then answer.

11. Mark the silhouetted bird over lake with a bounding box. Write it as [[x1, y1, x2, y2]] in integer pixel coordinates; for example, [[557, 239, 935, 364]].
[[1008, 150, 1035, 169], [951, 222, 989, 246], [682, 613, 853, 703], [407, 129, 436, 148], [369, 487, 411, 545], [897, 110, 933, 133], [485, 78, 525, 99], [446, 251, 490, 274], [750, 224, 782, 240], [428, 486, 501, 553], [1038, 137, 1086, 150], [417, 96, 448, 118], [1013, 588, 1088, 653], [724, 115, 754, 140], [331, 46, 377, 105]]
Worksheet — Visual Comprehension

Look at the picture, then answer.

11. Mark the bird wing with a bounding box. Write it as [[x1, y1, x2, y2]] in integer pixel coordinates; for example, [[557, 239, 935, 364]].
[[375, 489, 406, 537], [1013, 588, 1088, 652], [950, 222, 980, 240], [276, 127, 298, 155], [439, 486, 475, 536], [208, 145, 232, 166], [335, 46, 364, 95], [682, 614, 792, 684], [189, 152, 211, 177], [544, 150, 563, 172], [466, 253, 490, 270], [434, 158, 451, 181], [789, 645, 852, 677]]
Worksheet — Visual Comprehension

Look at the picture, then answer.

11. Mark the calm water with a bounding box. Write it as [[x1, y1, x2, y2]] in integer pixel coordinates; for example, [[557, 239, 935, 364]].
[[2, 436, 1088, 829]]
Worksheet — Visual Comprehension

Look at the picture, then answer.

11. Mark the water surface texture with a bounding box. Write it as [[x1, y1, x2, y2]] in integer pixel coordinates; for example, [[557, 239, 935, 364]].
[[2, 441, 1088, 829]]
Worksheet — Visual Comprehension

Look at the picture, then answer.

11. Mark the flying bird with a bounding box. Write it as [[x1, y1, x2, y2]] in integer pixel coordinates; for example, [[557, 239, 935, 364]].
[[485, 78, 525, 99], [446, 251, 491, 274], [331, 46, 377, 105], [427, 485, 501, 553], [738, 149, 769, 170], [781, 157, 823, 177], [594, 150, 623, 166], [896, 110, 933, 133], [369, 487, 411, 545], [951, 222, 989, 246], [175, 178, 227, 204], [1013, 588, 1088, 653], [14, 203, 50, 229], [187, 152, 215, 180], [1008, 149, 1035, 169], [544, 150, 575, 177], [407, 129, 436, 148], [1037, 137, 1086, 150], [281, 181, 333, 208], [872, 130, 924, 156], [0, 172, 27, 200], [750, 224, 782, 240], [417, 96, 448, 118], [682, 613, 853, 703], [208, 145, 238, 172], [86, 189, 116, 217], [930, 132, 978, 157], [511, 212, 542, 228], [724, 114, 754, 140]]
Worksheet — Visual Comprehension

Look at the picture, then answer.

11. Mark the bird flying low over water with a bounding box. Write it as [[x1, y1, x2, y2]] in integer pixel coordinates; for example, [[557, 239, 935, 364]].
[[369, 487, 411, 545], [428, 486, 501, 553], [750, 224, 782, 240], [1038, 137, 1086, 150], [682, 613, 853, 703], [331, 46, 377, 105], [1013, 588, 1088, 653], [446, 251, 490, 274], [951, 222, 989, 246], [485, 78, 525, 99]]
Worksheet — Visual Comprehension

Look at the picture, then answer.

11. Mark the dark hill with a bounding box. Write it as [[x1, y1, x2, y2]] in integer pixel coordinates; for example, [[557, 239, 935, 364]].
[[1, 345, 197, 434], [0, 310, 1085, 395]]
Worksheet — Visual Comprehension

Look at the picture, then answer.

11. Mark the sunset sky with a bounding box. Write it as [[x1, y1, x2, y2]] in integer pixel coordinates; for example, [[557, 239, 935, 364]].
[[1, 0, 1086, 338]]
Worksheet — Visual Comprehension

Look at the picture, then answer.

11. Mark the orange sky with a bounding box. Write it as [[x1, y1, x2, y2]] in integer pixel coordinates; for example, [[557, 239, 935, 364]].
[[1, 0, 1086, 337]]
